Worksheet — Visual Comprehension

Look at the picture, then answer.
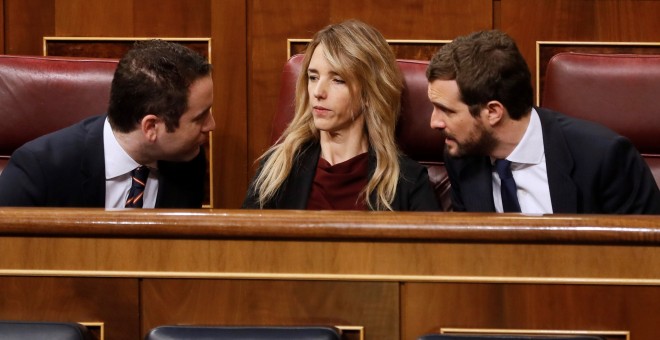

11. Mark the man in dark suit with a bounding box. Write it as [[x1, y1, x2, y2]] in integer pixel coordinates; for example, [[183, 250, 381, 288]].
[[426, 30, 660, 214], [0, 39, 215, 208]]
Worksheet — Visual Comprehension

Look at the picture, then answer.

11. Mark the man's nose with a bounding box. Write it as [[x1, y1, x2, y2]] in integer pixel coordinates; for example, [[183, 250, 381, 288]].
[[429, 108, 446, 129], [204, 112, 216, 132]]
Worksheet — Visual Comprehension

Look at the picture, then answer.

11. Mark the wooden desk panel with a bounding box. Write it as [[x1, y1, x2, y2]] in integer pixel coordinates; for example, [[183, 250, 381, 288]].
[[403, 282, 655, 340], [0, 208, 659, 340], [142, 279, 397, 340], [0, 276, 139, 340]]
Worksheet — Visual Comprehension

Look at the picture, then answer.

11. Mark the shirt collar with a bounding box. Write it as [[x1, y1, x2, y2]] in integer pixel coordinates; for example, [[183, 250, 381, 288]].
[[103, 117, 142, 179], [506, 108, 544, 165]]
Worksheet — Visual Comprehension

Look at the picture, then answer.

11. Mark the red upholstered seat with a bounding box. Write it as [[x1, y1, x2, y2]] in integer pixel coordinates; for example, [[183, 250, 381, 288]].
[[542, 52, 660, 186], [272, 55, 450, 210], [0, 55, 118, 173]]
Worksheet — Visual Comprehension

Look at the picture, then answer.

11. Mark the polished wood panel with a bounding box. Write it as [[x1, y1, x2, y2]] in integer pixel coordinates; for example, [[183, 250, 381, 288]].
[[501, 0, 660, 100], [4, 0, 54, 54], [247, 0, 493, 181], [142, 279, 397, 340], [403, 282, 655, 340], [134, 0, 211, 37], [0, 0, 4, 54], [0, 276, 139, 340], [53, 0, 133, 37], [210, 0, 248, 209], [1, 208, 660, 339]]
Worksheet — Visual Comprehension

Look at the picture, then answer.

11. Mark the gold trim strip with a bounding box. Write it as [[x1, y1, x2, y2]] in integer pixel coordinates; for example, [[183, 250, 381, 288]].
[[79, 322, 104, 340], [441, 327, 630, 340], [336, 325, 364, 340], [286, 38, 450, 59], [2, 270, 660, 286]]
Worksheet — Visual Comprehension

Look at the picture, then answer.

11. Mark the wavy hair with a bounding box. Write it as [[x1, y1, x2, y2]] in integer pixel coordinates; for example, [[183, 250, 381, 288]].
[[252, 19, 403, 210]]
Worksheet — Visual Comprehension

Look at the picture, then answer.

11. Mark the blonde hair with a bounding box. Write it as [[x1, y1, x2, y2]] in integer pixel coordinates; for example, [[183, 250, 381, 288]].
[[252, 19, 403, 210]]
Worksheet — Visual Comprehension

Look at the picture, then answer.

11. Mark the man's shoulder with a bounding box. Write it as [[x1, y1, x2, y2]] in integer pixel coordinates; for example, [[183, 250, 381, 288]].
[[537, 107, 620, 141], [19, 115, 105, 152]]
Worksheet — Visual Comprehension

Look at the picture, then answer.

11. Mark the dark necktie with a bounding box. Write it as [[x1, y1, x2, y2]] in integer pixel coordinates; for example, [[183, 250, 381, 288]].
[[125, 166, 149, 208], [495, 159, 521, 212]]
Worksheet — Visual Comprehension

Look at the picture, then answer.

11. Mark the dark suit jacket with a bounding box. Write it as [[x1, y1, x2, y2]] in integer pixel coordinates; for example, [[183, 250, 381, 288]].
[[446, 108, 660, 214], [0, 115, 206, 208], [242, 142, 440, 211]]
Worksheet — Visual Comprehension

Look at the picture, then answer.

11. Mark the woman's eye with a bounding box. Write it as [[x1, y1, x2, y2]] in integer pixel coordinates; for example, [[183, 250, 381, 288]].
[[308, 74, 318, 81], [333, 78, 345, 84]]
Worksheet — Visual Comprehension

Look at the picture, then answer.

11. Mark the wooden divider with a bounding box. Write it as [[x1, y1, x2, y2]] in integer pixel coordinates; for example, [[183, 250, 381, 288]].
[[0, 208, 659, 340]]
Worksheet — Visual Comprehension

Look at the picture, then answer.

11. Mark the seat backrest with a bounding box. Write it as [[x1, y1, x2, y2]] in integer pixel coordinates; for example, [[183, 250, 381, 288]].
[[273, 54, 450, 210], [0, 55, 118, 173], [418, 334, 605, 340], [541, 52, 660, 185], [145, 325, 341, 340], [0, 320, 92, 340]]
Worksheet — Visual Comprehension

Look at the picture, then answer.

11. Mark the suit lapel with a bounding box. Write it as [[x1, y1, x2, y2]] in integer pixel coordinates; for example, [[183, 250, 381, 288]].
[[462, 157, 496, 211], [449, 156, 495, 212], [280, 143, 320, 209], [538, 108, 578, 213], [81, 116, 106, 207]]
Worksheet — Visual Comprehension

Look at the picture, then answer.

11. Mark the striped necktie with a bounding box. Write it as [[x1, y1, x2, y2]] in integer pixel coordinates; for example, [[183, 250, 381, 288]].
[[125, 166, 149, 208]]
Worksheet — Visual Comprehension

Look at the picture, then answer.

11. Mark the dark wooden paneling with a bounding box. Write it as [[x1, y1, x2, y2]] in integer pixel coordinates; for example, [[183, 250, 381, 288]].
[[0, 0, 4, 54], [0, 277, 139, 340], [54, 0, 133, 37], [4, 0, 54, 54], [402, 282, 658, 340], [141, 279, 399, 340], [211, 0, 248, 208], [501, 0, 660, 101], [134, 0, 211, 37], [247, 0, 493, 180]]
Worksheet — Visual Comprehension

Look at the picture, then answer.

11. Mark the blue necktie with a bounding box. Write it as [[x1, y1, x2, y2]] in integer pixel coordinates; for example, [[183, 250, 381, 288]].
[[125, 166, 149, 208], [495, 159, 521, 212]]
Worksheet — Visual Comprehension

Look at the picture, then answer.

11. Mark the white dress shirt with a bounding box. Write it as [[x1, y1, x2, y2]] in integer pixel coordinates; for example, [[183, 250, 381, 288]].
[[492, 108, 553, 214], [103, 118, 159, 209]]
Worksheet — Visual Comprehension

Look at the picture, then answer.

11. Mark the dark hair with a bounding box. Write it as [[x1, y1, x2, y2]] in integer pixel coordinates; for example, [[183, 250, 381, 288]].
[[426, 30, 533, 120], [108, 39, 212, 132]]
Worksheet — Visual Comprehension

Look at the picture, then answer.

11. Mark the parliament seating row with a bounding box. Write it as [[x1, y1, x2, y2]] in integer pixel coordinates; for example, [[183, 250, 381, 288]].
[[0, 320, 607, 340], [1, 52, 659, 210]]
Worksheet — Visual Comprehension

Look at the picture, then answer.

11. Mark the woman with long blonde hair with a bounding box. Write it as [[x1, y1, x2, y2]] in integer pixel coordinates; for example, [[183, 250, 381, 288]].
[[243, 20, 438, 211]]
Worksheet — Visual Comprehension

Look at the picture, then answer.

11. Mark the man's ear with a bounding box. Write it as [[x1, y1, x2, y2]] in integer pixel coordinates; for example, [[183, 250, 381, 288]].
[[140, 114, 160, 142], [483, 100, 506, 127]]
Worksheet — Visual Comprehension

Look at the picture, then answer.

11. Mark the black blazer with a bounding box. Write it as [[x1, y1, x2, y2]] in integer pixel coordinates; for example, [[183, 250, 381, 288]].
[[446, 108, 660, 214], [242, 142, 440, 211], [0, 115, 206, 208]]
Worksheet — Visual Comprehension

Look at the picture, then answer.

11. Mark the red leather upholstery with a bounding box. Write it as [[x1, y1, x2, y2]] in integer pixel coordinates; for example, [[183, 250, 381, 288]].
[[0, 55, 118, 173], [273, 55, 450, 210], [542, 52, 660, 186]]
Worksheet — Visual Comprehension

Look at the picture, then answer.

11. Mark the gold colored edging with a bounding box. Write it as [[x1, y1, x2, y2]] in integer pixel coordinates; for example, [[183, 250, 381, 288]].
[[80, 322, 104, 340], [2, 270, 660, 286], [336, 325, 364, 340], [286, 38, 450, 59], [441, 327, 629, 340]]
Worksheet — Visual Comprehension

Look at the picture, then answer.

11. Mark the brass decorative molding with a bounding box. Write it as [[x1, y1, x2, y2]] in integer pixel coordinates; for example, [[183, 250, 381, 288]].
[[4, 269, 660, 286], [535, 41, 660, 106], [287, 38, 449, 60], [441, 327, 629, 340], [336, 325, 364, 340], [80, 322, 104, 340]]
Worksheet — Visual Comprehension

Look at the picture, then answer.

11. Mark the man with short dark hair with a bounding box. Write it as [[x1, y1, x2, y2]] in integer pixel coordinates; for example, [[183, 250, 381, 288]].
[[426, 30, 660, 214], [0, 39, 215, 208]]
